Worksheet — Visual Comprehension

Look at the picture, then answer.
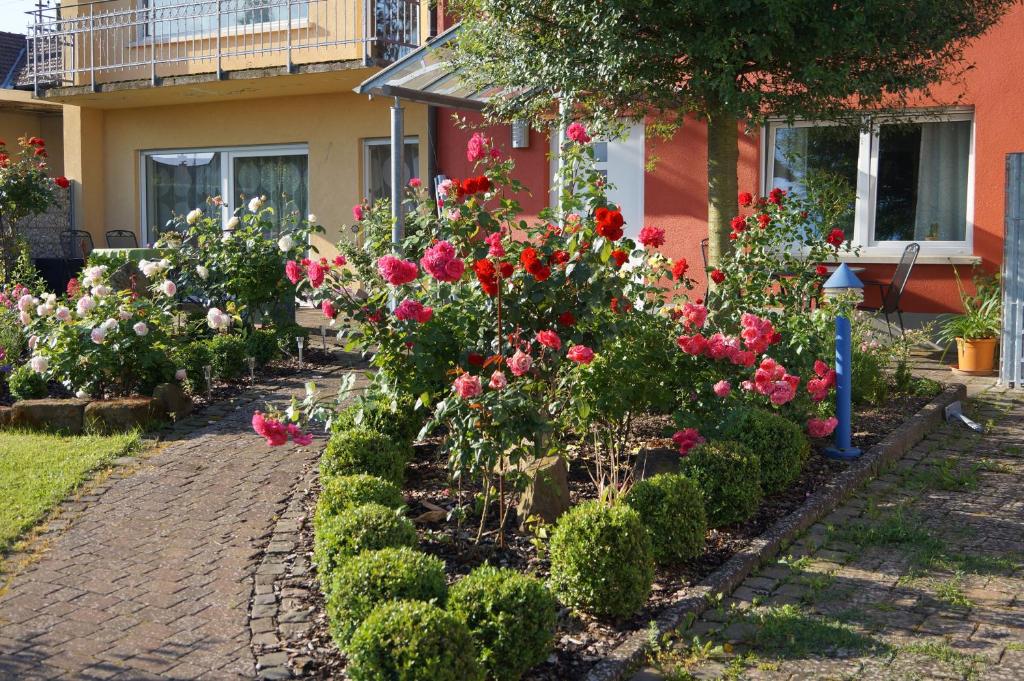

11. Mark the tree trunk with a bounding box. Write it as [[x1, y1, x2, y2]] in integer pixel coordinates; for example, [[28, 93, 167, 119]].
[[706, 111, 739, 269]]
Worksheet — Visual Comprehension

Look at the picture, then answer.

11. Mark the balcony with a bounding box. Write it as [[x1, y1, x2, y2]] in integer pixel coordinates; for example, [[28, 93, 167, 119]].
[[25, 0, 422, 94]]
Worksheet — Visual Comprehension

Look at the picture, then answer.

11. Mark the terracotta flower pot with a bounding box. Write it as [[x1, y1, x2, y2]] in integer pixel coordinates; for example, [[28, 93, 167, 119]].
[[955, 337, 998, 374]]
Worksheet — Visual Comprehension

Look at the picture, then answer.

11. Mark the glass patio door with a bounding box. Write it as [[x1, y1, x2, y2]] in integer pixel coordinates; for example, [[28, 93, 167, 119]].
[[230, 149, 309, 234]]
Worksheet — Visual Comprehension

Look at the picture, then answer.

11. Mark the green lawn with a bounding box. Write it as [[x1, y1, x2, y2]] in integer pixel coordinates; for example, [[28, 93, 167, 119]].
[[0, 430, 140, 555]]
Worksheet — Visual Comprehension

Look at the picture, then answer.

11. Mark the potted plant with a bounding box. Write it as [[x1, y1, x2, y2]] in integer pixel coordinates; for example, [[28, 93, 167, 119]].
[[937, 267, 1001, 374]]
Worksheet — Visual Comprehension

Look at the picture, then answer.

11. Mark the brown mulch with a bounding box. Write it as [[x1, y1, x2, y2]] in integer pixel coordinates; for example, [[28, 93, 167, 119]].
[[289, 390, 939, 681]]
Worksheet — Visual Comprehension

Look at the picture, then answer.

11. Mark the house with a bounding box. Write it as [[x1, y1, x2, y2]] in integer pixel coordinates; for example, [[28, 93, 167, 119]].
[[359, 5, 1024, 317], [24, 0, 433, 258]]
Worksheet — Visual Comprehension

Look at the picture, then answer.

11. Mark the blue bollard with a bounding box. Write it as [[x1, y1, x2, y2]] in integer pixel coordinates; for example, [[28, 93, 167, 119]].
[[825, 314, 862, 460]]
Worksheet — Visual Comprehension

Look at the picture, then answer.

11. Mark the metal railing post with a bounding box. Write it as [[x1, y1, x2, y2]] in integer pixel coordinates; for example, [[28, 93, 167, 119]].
[[89, 3, 95, 91], [150, 4, 156, 85], [362, 0, 370, 66], [286, 0, 292, 73], [216, 0, 222, 78]]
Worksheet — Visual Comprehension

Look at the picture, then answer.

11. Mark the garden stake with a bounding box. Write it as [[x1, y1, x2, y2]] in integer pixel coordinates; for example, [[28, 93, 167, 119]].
[[246, 356, 255, 383], [296, 336, 304, 370], [823, 264, 864, 460], [203, 364, 212, 403], [320, 322, 327, 350]]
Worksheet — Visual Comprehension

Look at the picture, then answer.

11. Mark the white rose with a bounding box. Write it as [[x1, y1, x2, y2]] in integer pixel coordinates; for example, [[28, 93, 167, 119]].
[[118, 309, 132, 320], [76, 296, 96, 315], [75, 390, 89, 399], [248, 196, 264, 213], [186, 208, 203, 225], [196, 265, 209, 280], [308, 213, 318, 224], [30, 355, 48, 373], [159, 258, 170, 269], [277, 234, 295, 252], [158, 280, 177, 297], [175, 368, 187, 381], [226, 216, 240, 230], [55, 307, 71, 322], [90, 326, 107, 344], [28, 335, 38, 350], [45, 293, 57, 305], [102, 318, 118, 332], [18, 311, 30, 325], [17, 294, 35, 312], [206, 307, 231, 330], [91, 285, 112, 298], [139, 260, 162, 278], [35, 304, 49, 317], [133, 322, 149, 336]]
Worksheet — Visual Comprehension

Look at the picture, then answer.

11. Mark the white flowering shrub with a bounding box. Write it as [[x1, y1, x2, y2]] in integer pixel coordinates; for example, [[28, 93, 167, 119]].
[[20, 264, 178, 397], [157, 195, 321, 329]]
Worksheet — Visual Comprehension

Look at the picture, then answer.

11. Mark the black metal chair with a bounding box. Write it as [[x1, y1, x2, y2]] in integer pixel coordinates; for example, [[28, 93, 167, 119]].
[[859, 242, 921, 338], [105, 229, 138, 249], [60, 230, 94, 260]]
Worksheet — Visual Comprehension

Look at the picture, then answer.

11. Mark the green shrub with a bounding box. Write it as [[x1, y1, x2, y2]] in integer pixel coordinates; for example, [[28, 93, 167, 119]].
[[313, 503, 417, 576], [548, 500, 653, 619], [206, 333, 247, 380], [0, 310, 25, 368], [333, 393, 425, 446], [681, 441, 762, 527], [323, 547, 447, 647], [320, 426, 409, 486], [448, 566, 557, 681], [170, 340, 213, 394], [347, 600, 483, 681], [8, 363, 47, 400], [316, 473, 405, 524], [624, 473, 706, 565], [244, 328, 279, 366], [721, 408, 810, 495]]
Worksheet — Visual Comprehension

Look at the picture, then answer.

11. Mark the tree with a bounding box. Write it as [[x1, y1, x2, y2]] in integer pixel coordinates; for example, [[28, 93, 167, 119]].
[[449, 0, 1015, 265], [0, 136, 63, 286]]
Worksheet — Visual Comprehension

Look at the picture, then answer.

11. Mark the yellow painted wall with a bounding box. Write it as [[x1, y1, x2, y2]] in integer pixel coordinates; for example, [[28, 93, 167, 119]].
[[66, 90, 427, 255], [0, 109, 64, 174]]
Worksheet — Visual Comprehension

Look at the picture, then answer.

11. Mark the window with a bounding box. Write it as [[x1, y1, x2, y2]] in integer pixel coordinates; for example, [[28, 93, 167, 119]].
[[766, 111, 974, 254], [363, 137, 420, 203], [142, 144, 308, 242], [142, 0, 309, 40]]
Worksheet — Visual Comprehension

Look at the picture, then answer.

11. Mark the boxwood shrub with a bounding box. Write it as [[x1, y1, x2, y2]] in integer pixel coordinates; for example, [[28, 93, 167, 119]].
[[170, 340, 213, 394], [313, 503, 417, 576], [315, 473, 404, 524], [243, 328, 279, 366], [624, 473, 706, 565], [448, 566, 557, 681], [332, 393, 425, 447], [322, 547, 447, 647], [681, 441, 762, 527], [347, 600, 483, 681], [548, 500, 653, 619], [721, 408, 810, 495], [206, 333, 247, 380], [320, 426, 408, 486], [8, 363, 48, 400]]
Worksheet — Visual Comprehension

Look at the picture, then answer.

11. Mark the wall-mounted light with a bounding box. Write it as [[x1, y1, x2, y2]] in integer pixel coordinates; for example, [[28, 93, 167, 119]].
[[511, 120, 530, 149]]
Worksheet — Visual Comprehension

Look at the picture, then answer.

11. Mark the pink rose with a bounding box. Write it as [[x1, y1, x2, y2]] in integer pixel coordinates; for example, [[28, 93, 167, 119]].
[[285, 260, 303, 285], [394, 299, 433, 323], [484, 231, 505, 257], [377, 255, 419, 285], [509, 349, 533, 377], [307, 262, 325, 288], [421, 241, 464, 283], [322, 300, 336, 319], [638, 226, 666, 249], [536, 329, 561, 351], [466, 132, 489, 163], [286, 423, 314, 446], [489, 370, 507, 390], [252, 411, 288, 446], [681, 302, 707, 330], [333, 255, 347, 267], [566, 345, 595, 365], [352, 204, 365, 221], [807, 416, 839, 438], [677, 333, 708, 356], [713, 380, 731, 397], [409, 177, 422, 188], [769, 380, 796, 405], [453, 373, 483, 400], [671, 428, 705, 456], [566, 122, 591, 144]]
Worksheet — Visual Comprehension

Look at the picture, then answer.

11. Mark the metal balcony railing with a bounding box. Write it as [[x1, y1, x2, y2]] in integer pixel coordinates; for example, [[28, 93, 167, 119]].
[[25, 0, 421, 92]]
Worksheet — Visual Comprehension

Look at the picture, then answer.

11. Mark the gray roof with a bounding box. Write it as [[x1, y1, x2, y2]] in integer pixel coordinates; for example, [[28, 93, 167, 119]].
[[0, 32, 27, 89], [355, 25, 497, 110]]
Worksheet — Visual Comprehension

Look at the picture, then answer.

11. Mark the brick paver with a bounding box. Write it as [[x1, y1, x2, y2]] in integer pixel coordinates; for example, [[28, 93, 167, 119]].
[[638, 389, 1024, 681], [0, 371, 344, 680]]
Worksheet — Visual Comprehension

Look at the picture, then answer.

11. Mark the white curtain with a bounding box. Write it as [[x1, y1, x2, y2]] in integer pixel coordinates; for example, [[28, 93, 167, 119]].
[[914, 121, 970, 241]]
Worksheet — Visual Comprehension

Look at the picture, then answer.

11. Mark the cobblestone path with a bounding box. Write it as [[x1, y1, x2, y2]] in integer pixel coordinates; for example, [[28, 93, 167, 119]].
[[0, 371, 343, 680], [636, 389, 1024, 681]]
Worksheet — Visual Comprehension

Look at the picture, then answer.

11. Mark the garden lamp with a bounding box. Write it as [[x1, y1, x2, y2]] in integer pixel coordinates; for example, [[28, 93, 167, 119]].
[[822, 263, 864, 460]]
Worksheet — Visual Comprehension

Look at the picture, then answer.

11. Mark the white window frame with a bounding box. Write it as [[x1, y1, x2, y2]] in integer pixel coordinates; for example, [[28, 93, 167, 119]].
[[763, 108, 975, 259], [362, 136, 420, 203], [139, 143, 309, 244]]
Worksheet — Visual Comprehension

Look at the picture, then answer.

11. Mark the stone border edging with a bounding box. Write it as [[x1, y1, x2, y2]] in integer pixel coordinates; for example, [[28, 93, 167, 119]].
[[583, 382, 967, 681]]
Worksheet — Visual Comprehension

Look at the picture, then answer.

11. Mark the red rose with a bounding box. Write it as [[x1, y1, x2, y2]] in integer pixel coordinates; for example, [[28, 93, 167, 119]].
[[54, 176, 70, 189], [826, 228, 845, 247], [757, 213, 771, 228], [461, 177, 479, 195], [595, 207, 625, 241], [710, 269, 725, 284], [557, 310, 576, 327], [768, 187, 786, 205], [738, 191, 753, 207], [473, 258, 498, 296], [672, 258, 689, 280], [498, 262, 514, 278], [550, 250, 570, 266], [468, 352, 485, 367], [815, 264, 828, 276], [730, 216, 746, 233], [476, 175, 491, 193], [610, 248, 628, 268]]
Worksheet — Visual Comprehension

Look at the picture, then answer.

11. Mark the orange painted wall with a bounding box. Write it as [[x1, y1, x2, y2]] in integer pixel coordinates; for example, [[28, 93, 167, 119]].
[[436, 4, 1024, 313]]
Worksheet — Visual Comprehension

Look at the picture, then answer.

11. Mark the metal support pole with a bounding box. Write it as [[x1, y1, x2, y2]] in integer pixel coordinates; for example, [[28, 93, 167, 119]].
[[362, 0, 370, 66], [825, 314, 862, 460], [390, 97, 405, 251], [216, 0, 222, 79]]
